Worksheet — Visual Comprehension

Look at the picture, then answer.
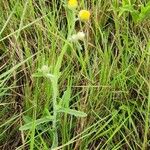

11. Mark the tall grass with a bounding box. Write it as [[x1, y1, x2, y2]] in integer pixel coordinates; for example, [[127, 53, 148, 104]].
[[0, 0, 150, 149]]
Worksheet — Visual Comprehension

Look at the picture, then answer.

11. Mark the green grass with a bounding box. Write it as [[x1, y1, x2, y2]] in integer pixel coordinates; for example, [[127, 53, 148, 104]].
[[0, 0, 150, 149]]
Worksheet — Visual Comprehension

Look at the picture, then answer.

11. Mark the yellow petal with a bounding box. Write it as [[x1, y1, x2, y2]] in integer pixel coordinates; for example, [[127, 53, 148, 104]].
[[78, 10, 91, 21], [68, 0, 78, 9]]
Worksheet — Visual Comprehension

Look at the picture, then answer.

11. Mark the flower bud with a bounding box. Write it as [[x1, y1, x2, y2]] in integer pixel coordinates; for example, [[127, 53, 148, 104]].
[[78, 10, 91, 22], [68, 0, 78, 9]]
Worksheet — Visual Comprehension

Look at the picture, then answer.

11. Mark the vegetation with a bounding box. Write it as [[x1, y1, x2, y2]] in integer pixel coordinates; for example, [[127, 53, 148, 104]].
[[0, 0, 150, 149]]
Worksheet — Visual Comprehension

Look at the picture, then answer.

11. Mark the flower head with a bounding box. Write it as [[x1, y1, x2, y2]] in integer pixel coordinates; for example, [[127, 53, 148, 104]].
[[40, 65, 49, 74], [76, 31, 85, 40], [68, 0, 78, 9], [68, 34, 78, 41], [68, 31, 85, 42], [78, 10, 91, 21]]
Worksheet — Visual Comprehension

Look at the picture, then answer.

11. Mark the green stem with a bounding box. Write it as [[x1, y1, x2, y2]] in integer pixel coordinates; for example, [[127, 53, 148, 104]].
[[142, 86, 150, 150], [51, 9, 76, 148], [51, 77, 58, 148]]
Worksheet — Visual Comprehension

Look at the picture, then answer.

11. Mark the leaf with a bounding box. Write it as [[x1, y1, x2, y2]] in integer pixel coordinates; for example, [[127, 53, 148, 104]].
[[118, 4, 140, 23], [131, 10, 140, 23], [23, 115, 32, 123], [19, 116, 53, 131], [32, 72, 44, 78], [61, 85, 71, 108], [32, 72, 55, 80], [119, 4, 135, 17], [57, 108, 87, 117], [138, 2, 150, 22]]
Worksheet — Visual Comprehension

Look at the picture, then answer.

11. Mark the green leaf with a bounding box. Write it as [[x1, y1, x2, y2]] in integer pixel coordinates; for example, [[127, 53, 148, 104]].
[[61, 85, 71, 108], [118, 4, 140, 23], [138, 2, 150, 22], [57, 108, 87, 117], [131, 10, 140, 23], [119, 4, 135, 17], [32, 72, 44, 78], [23, 115, 32, 123], [19, 116, 53, 131]]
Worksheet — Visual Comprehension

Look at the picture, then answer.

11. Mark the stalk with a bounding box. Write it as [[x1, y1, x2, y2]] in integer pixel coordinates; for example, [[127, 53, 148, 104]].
[[51, 9, 76, 148]]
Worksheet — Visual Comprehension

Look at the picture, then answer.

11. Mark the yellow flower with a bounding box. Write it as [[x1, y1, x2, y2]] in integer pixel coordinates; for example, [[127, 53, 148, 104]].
[[68, 0, 78, 9], [78, 10, 91, 21]]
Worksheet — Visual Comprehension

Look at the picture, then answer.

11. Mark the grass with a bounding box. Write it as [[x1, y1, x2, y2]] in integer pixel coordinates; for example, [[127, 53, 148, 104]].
[[0, 0, 150, 149]]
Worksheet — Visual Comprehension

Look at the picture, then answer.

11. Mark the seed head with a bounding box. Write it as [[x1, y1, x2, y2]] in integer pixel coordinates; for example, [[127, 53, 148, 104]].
[[76, 31, 85, 41], [68, 31, 85, 42]]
